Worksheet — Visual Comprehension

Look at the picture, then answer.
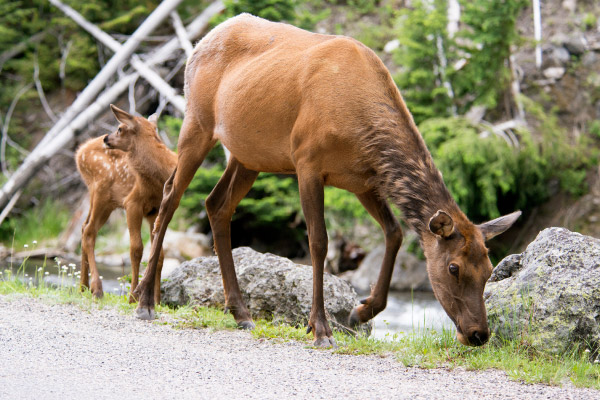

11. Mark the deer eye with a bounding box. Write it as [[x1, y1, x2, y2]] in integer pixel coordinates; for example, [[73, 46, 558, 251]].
[[449, 263, 459, 277]]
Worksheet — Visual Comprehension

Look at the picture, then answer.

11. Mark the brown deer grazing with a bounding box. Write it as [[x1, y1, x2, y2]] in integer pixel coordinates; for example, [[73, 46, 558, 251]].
[[134, 14, 520, 347], [75, 105, 177, 303]]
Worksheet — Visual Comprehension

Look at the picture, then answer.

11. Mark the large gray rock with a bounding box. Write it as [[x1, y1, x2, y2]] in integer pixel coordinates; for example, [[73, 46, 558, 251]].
[[161, 247, 366, 331], [348, 244, 431, 294], [485, 228, 600, 355]]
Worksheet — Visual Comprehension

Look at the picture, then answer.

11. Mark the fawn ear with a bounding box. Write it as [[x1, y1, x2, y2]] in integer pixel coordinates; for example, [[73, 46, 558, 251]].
[[110, 104, 136, 129], [147, 113, 158, 127], [429, 210, 454, 238], [478, 211, 522, 241]]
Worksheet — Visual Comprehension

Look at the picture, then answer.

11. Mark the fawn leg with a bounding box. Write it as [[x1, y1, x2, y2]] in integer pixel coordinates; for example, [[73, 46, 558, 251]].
[[124, 202, 144, 303], [79, 206, 92, 290], [205, 157, 258, 329], [80, 191, 113, 298], [349, 189, 403, 327]]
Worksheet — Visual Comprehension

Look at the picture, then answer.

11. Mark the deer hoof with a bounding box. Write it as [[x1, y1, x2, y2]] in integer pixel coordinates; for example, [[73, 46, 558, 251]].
[[238, 320, 255, 330], [135, 307, 156, 320], [348, 307, 362, 329], [313, 336, 338, 349]]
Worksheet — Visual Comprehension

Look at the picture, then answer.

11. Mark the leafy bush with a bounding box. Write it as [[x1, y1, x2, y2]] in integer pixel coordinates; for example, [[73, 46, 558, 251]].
[[420, 115, 592, 222]]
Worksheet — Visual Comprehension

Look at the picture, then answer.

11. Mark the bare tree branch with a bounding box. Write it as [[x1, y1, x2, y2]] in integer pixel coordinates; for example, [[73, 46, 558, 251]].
[[0, 190, 22, 226], [128, 76, 138, 114], [59, 39, 73, 84], [171, 11, 194, 58], [50, 0, 189, 114], [1, 83, 34, 177], [34, 50, 58, 122]]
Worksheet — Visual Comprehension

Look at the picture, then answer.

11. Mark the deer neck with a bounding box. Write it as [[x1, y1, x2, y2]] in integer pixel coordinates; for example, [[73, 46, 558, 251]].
[[127, 141, 174, 190], [370, 124, 462, 236]]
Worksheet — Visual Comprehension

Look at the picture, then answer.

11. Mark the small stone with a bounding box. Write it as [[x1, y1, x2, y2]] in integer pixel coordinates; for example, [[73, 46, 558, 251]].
[[383, 39, 400, 54], [564, 35, 588, 56], [543, 67, 566, 80]]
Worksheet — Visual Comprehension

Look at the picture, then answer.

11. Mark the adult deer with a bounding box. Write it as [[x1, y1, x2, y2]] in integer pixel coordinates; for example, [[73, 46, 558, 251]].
[[134, 14, 520, 347], [76, 105, 176, 303]]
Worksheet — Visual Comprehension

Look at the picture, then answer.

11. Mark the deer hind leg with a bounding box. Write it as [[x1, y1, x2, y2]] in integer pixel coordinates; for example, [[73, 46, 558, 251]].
[[205, 157, 258, 329], [297, 169, 336, 348], [349, 189, 402, 328], [80, 191, 114, 298], [146, 214, 165, 305], [134, 118, 216, 320], [124, 202, 144, 304]]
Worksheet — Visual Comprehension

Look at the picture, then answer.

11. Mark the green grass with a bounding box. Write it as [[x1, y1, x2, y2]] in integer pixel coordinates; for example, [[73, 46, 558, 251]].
[[1, 266, 599, 389]]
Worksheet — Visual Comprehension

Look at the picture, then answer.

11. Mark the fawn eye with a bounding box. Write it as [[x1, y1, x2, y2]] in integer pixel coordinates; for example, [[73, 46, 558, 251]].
[[449, 263, 459, 277]]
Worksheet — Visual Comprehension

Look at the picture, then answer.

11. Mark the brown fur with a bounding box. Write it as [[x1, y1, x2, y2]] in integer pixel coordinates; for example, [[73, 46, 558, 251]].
[[75, 105, 177, 303], [134, 14, 520, 346]]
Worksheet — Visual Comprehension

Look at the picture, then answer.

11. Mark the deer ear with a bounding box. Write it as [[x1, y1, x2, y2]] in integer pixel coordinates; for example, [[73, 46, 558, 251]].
[[147, 113, 158, 127], [477, 210, 522, 241], [110, 104, 136, 129], [429, 210, 454, 238]]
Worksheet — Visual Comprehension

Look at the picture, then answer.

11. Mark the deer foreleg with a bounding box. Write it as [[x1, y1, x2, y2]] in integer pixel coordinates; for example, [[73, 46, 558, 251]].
[[147, 214, 165, 305], [134, 120, 216, 320], [349, 190, 402, 327]]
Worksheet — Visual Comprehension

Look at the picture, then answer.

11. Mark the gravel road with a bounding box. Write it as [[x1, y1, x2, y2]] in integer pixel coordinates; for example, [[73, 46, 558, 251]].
[[1, 294, 598, 400]]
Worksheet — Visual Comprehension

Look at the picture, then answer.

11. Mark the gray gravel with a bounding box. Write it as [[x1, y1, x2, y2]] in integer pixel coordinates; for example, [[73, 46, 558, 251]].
[[0, 294, 598, 400]]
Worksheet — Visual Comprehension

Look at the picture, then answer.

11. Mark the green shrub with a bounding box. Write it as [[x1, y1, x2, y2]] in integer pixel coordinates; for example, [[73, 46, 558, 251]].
[[420, 114, 591, 223]]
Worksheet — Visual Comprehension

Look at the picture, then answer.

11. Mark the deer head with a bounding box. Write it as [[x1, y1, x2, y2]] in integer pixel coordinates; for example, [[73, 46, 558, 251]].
[[104, 104, 159, 152], [423, 210, 521, 346]]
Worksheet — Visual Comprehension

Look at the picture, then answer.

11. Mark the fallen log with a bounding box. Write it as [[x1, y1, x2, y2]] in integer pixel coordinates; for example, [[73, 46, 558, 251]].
[[0, 1, 225, 211]]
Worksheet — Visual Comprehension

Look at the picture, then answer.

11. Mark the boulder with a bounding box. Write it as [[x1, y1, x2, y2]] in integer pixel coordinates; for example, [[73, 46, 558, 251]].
[[161, 247, 368, 332], [485, 228, 600, 355], [348, 244, 431, 294]]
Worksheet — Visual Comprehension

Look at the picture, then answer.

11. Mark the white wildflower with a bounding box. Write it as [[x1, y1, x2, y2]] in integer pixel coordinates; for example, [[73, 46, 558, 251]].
[[32, 240, 37, 244], [23, 244, 28, 248], [37, 267, 43, 272]]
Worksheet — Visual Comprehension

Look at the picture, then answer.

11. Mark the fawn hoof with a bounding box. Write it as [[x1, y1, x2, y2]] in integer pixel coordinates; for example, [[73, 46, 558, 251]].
[[135, 307, 156, 320], [91, 288, 104, 299], [313, 337, 338, 348], [238, 320, 255, 330]]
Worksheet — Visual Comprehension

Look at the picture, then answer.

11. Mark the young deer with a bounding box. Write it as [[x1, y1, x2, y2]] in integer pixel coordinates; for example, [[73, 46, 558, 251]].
[[76, 105, 177, 303], [134, 14, 520, 347]]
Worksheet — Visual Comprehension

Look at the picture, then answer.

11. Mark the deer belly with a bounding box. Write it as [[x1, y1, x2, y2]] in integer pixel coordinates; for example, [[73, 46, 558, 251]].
[[217, 127, 296, 173]]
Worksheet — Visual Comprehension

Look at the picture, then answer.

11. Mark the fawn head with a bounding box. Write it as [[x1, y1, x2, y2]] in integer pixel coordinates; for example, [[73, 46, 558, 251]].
[[104, 104, 159, 152]]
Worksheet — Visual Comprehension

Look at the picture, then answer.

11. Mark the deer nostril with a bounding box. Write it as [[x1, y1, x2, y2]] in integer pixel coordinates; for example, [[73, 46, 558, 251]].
[[469, 330, 489, 346], [103, 135, 109, 143]]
